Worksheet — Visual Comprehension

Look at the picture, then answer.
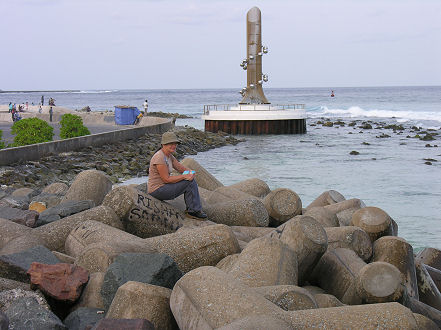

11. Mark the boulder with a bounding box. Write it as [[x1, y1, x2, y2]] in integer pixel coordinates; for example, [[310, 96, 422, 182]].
[[63, 307, 105, 330], [11, 188, 36, 199], [0, 245, 60, 282], [0, 311, 8, 330], [106, 281, 176, 330], [306, 190, 345, 210], [36, 200, 95, 226], [0, 277, 30, 292], [5, 297, 66, 330], [0, 288, 50, 312], [100, 253, 182, 310], [0, 207, 39, 227], [0, 196, 29, 210], [27, 263, 89, 302], [62, 170, 112, 206], [102, 186, 184, 238]]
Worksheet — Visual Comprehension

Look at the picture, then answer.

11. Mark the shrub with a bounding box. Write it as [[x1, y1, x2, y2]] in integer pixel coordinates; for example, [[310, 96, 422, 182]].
[[11, 118, 54, 146], [59, 114, 91, 139], [0, 130, 5, 149]]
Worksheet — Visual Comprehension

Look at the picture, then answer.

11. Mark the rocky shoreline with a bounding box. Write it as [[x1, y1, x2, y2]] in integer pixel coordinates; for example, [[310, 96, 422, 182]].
[[0, 126, 242, 189], [0, 161, 441, 328]]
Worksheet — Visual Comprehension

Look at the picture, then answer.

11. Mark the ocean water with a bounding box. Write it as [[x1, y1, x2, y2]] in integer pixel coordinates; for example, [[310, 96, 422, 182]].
[[1, 86, 440, 250]]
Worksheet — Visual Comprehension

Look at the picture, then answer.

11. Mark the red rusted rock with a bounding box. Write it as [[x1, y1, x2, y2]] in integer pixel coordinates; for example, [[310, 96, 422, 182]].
[[27, 262, 89, 302]]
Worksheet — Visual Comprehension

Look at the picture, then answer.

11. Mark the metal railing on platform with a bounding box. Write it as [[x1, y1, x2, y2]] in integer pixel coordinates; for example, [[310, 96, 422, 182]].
[[203, 104, 305, 115]]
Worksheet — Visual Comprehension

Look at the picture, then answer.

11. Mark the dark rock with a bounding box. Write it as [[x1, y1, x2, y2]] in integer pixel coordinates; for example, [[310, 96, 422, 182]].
[[0, 245, 60, 282], [0, 277, 30, 292], [376, 133, 391, 138], [31, 193, 64, 209], [100, 253, 182, 310], [0, 207, 39, 227], [0, 288, 50, 312], [349, 151, 360, 155], [421, 134, 436, 141], [36, 200, 95, 226], [323, 121, 333, 127], [63, 307, 104, 330], [0, 310, 8, 330], [362, 142, 370, 145], [11, 188, 37, 199], [359, 123, 372, 129], [27, 263, 89, 302], [5, 297, 66, 330], [0, 196, 29, 210], [92, 318, 154, 330]]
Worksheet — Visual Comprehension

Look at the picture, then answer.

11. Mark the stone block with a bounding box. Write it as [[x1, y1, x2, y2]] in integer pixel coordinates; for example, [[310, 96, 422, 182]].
[[0, 277, 30, 292], [0, 310, 8, 330], [102, 186, 184, 238], [228, 236, 298, 287], [106, 281, 176, 330], [5, 297, 65, 330], [100, 253, 182, 310], [11, 188, 36, 199], [0, 245, 60, 282], [0, 207, 39, 227], [27, 263, 89, 302], [36, 200, 95, 226], [62, 169, 112, 206], [0, 288, 50, 312]]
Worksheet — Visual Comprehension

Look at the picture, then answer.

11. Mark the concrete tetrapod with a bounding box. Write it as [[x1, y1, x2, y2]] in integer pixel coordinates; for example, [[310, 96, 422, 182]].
[[180, 157, 223, 191], [269, 215, 327, 285], [62, 169, 112, 206], [253, 285, 318, 311], [325, 226, 372, 261], [102, 186, 184, 238], [305, 190, 346, 210], [415, 260, 441, 311], [0, 205, 123, 255], [304, 206, 339, 228], [106, 281, 176, 330], [262, 188, 302, 226], [0, 218, 32, 250], [227, 236, 298, 287], [228, 178, 270, 198], [170, 266, 422, 329], [324, 198, 365, 215], [204, 199, 269, 227], [416, 247, 441, 271], [205, 186, 259, 205], [230, 226, 273, 243], [67, 220, 240, 274], [350, 206, 392, 242], [372, 236, 419, 300]]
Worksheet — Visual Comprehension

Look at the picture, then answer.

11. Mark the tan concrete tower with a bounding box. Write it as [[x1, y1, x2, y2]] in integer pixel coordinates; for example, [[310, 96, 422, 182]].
[[240, 6, 270, 104]]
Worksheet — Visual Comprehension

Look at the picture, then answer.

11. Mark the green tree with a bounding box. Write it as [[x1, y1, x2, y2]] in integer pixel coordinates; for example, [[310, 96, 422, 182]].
[[11, 118, 54, 146], [59, 114, 90, 139], [0, 130, 5, 149]]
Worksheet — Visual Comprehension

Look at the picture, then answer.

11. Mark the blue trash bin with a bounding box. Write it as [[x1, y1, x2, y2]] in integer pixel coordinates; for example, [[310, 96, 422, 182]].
[[114, 106, 141, 125]]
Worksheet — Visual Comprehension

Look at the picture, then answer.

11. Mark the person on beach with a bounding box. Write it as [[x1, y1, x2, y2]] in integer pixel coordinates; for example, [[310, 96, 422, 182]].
[[143, 99, 148, 113], [41, 95, 44, 106], [148, 131, 207, 220], [38, 105, 42, 114], [49, 106, 53, 122], [8, 102, 12, 113]]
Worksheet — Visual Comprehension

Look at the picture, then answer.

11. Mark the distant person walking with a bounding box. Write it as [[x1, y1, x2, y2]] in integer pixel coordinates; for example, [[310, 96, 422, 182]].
[[39, 105, 42, 114], [143, 99, 148, 113], [41, 95, 44, 106], [8, 102, 12, 113], [49, 106, 53, 122]]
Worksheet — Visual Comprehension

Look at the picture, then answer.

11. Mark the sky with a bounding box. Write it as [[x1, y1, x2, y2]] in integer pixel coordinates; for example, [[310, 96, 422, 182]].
[[1, 0, 440, 90]]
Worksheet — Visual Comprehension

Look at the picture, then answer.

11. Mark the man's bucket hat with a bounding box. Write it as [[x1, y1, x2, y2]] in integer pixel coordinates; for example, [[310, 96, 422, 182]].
[[161, 131, 181, 145]]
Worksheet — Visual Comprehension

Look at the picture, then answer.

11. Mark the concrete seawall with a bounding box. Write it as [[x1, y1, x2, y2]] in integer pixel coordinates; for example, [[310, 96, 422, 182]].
[[0, 117, 173, 166]]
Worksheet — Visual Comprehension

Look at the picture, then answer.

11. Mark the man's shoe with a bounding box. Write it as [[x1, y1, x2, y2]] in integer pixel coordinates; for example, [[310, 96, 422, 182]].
[[186, 210, 207, 220]]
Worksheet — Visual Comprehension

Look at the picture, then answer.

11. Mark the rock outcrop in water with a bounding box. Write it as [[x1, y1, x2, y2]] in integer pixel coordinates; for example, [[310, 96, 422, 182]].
[[0, 158, 441, 329]]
